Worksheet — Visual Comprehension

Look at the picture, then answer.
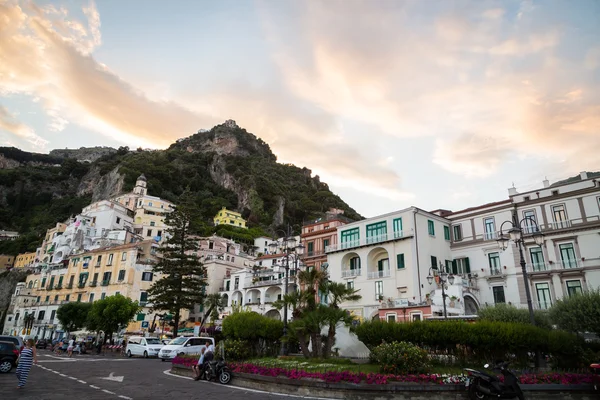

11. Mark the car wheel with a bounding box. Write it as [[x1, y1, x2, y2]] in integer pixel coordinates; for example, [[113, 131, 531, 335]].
[[178, 352, 185, 357], [161, 358, 166, 362], [219, 370, 232, 385], [127, 350, 132, 358], [143, 351, 148, 358], [0, 360, 13, 373]]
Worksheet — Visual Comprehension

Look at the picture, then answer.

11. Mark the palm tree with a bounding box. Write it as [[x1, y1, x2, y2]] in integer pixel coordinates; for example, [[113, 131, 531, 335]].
[[199, 293, 226, 329], [322, 282, 361, 358]]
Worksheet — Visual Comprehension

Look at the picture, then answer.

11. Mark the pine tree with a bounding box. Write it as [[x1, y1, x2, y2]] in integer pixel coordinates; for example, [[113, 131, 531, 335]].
[[148, 191, 206, 338]]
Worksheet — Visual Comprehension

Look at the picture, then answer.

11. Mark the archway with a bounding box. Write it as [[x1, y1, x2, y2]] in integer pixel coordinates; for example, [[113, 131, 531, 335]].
[[265, 309, 281, 320], [464, 294, 480, 315]]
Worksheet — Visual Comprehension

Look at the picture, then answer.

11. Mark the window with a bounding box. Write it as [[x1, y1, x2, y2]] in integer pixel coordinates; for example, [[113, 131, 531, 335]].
[[529, 247, 545, 271], [347, 281, 354, 290], [393, 218, 403, 238], [136, 313, 145, 321], [377, 258, 389, 272], [536, 283, 552, 309], [50, 310, 56, 321], [412, 313, 421, 322], [387, 314, 396, 322], [375, 281, 383, 300], [89, 293, 94, 302], [349, 256, 361, 271], [427, 220, 435, 236], [323, 239, 330, 250], [121, 252, 127, 261], [147, 229, 153, 237], [366, 221, 387, 243], [451, 258, 471, 275], [225, 281, 230, 291], [41, 278, 46, 288], [45, 295, 49, 302], [58, 276, 63, 286], [430, 256, 437, 269], [150, 221, 155, 226], [148, 202, 153, 207], [341, 228, 360, 248], [115, 292, 120, 296], [78, 272, 88, 286], [559, 243, 577, 268], [65, 294, 70, 302], [522, 210, 538, 234], [102, 271, 112, 284], [38, 310, 45, 320], [484, 218, 496, 240], [118, 270, 126, 281], [54, 295, 58, 302], [307, 242, 314, 256], [566, 280, 583, 297], [397, 254, 405, 269], [492, 286, 505, 304], [234, 277, 239, 290], [68, 275, 74, 287], [142, 272, 153, 281], [77, 294, 82, 302], [116, 217, 121, 224], [552, 205, 568, 228], [444, 226, 450, 241], [93, 272, 99, 283], [140, 292, 148, 304], [157, 230, 162, 238], [488, 252, 501, 275], [49, 277, 55, 288], [96, 255, 102, 267], [107, 253, 113, 266], [101, 293, 106, 300]]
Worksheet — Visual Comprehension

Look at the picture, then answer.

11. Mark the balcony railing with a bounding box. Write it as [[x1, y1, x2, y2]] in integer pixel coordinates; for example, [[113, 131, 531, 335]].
[[549, 220, 572, 230], [46, 285, 54, 291], [327, 230, 410, 252], [66, 283, 73, 289], [89, 281, 97, 287], [489, 268, 503, 276], [368, 269, 391, 279], [483, 231, 499, 241], [101, 280, 110, 286], [77, 283, 86, 288], [527, 262, 549, 272], [342, 269, 361, 278], [558, 259, 580, 269], [55, 284, 62, 290]]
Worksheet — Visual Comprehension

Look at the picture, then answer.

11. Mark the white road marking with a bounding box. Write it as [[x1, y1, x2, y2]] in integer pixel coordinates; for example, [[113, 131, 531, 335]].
[[68, 376, 78, 380], [102, 390, 116, 395], [59, 373, 67, 377], [161, 369, 332, 400], [90, 385, 101, 389], [38, 360, 77, 363], [118, 396, 133, 400], [101, 372, 125, 382], [78, 380, 87, 384]]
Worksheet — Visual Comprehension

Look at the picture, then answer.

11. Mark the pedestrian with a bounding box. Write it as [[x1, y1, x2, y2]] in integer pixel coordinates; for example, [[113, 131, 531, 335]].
[[200, 340, 215, 380], [192, 347, 206, 381], [16, 338, 38, 389], [67, 337, 75, 357]]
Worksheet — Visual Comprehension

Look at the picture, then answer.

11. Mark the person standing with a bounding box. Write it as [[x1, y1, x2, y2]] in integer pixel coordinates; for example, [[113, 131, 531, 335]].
[[67, 337, 75, 357], [16, 339, 37, 389]]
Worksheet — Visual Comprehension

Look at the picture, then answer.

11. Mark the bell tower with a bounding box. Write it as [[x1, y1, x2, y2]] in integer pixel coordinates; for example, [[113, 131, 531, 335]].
[[133, 174, 147, 196]]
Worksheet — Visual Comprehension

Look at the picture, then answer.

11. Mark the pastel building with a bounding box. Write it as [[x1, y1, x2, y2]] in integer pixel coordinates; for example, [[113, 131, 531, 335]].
[[13, 252, 37, 269], [214, 207, 247, 229]]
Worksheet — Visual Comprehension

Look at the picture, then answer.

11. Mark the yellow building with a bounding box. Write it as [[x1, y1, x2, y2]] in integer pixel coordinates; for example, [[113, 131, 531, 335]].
[[14, 252, 37, 268], [17, 240, 174, 338], [213, 207, 247, 229], [0, 254, 14, 270]]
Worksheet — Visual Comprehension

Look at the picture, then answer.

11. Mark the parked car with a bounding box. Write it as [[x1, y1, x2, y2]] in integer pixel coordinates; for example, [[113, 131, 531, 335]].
[[0, 335, 24, 352], [36, 339, 48, 349], [0, 341, 19, 373], [126, 336, 164, 358], [158, 336, 215, 361]]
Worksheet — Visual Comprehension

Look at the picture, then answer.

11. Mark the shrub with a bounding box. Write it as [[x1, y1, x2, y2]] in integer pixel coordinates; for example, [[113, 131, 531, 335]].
[[222, 311, 283, 357], [223, 339, 252, 361], [370, 341, 431, 374], [478, 304, 552, 330], [549, 289, 600, 336]]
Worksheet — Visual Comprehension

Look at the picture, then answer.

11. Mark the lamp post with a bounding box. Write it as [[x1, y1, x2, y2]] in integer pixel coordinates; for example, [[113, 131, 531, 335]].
[[496, 208, 545, 325], [268, 226, 304, 356], [426, 264, 455, 319]]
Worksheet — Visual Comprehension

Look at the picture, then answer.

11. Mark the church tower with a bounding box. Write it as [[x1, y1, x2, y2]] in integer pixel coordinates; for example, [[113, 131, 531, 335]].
[[133, 174, 147, 196]]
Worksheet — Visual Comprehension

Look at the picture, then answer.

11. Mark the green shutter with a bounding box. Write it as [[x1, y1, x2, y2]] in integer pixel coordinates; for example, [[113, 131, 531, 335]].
[[452, 260, 458, 274], [377, 259, 383, 271], [431, 256, 437, 269], [465, 257, 471, 273], [397, 254, 405, 269], [136, 313, 145, 321]]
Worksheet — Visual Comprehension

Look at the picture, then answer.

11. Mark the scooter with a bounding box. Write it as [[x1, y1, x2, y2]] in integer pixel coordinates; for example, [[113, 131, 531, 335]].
[[464, 361, 525, 400], [204, 358, 232, 385]]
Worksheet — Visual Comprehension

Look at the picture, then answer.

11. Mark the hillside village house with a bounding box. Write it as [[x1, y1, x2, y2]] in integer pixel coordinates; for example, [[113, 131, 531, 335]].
[[213, 207, 247, 229], [0, 254, 15, 270], [13, 252, 37, 269]]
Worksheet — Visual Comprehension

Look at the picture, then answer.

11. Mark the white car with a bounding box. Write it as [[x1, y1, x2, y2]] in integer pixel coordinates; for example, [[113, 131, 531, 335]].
[[126, 336, 164, 358], [158, 336, 215, 361]]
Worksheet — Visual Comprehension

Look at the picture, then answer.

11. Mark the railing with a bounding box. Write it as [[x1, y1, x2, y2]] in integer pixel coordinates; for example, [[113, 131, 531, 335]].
[[101, 280, 110, 286], [55, 284, 62, 290], [46, 285, 54, 291], [489, 268, 503, 276], [527, 262, 549, 272], [342, 269, 361, 278], [538, 300, 552, 310], [549, 220, 572, 230], [483, 231, 499, 241], [326, 230, 411, 252], [89, 281, 97, 287], [302, 250, 327, 258], [248, 278, 285, 288], [368, 269, 391, 279], [77, 283, 86, 288], [60, 300, 69, 304], [66, 284, 73, 289], [558, 259, 580, 269]]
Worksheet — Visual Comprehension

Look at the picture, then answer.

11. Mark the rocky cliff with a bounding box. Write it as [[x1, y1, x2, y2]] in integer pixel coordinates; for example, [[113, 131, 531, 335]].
[[50, 146, 117, 163]]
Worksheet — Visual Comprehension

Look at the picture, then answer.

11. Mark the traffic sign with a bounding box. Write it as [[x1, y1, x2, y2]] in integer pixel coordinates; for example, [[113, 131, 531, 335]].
[[141, 321, 149, 328]]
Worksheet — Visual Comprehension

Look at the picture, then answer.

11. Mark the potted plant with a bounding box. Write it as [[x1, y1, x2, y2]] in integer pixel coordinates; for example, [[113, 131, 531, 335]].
[[449, 296, 458, 307], [425, 293, 432, 305]]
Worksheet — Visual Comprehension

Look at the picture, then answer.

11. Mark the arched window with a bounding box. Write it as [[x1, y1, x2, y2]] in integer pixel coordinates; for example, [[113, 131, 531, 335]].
[[28, 281, 33, 289]]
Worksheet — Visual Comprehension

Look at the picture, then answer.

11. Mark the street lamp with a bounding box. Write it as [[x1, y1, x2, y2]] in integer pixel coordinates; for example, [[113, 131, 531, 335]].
[[268, 225, 304, 356], [497, 208, 544, 325], [426, 263, 455, 319]]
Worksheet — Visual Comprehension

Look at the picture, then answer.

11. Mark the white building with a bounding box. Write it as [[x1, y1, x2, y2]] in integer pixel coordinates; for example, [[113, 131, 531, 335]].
[[447, 172, 600, 309]]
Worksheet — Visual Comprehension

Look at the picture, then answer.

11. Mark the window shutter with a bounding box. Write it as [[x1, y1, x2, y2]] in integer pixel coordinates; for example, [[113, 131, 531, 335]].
[[465, 257, 471, 273], [452, 260, 458, 274], [397, 254, 405, 269]]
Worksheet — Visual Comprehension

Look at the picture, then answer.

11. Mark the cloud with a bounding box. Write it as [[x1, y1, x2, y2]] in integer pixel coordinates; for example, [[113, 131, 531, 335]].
[[0, 105, 48, 148]]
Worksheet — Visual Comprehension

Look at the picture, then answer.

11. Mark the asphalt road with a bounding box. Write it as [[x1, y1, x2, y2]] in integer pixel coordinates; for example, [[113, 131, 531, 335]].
[[0, 350, 323, 400]]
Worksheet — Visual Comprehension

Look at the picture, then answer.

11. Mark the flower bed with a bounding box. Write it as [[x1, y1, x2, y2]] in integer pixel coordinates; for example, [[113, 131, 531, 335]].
[[171, 356, 595, 386]]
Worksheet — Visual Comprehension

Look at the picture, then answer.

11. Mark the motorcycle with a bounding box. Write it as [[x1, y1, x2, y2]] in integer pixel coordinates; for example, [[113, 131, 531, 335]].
[[203, 358, 232, 385], [464, 361, 525, 400]]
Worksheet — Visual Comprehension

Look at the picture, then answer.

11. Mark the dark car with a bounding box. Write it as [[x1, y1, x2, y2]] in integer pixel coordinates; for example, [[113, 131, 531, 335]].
[[0, 335, 24, 352], [0, 341, 19, 373], [36, 339, 48, 349]]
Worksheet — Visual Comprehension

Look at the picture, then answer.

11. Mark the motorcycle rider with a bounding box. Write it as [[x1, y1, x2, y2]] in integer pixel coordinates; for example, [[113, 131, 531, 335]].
[[200, 340, 215, 380]]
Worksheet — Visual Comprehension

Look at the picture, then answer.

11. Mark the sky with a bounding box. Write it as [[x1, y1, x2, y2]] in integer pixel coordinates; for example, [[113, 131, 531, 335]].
[[0, 0, 599, 218]]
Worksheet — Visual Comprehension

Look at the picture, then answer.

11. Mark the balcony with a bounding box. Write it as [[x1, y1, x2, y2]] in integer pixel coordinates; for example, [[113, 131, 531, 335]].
[[302, 249, 327, 258], [89, 281, 98, 287], [66, 283, 73, 289], [77, 283, 86, 289], [527, 262, 549, 272], [558, 259, 580, 269], [101, 280, 110, 286], [326, 231, 411, 252], [46, 285, 54, 291], [549, 220, 572, 230], [55, 284, 62, 290], [368, 269, 391, 279], [489, 268, 503, 276], [342, 269, 361, 278], [483, 231, 499, 241]]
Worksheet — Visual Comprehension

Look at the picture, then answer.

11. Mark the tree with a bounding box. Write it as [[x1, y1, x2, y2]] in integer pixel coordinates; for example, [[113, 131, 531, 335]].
[[56, 302, 93, 335], [148, 190, 207, 338], [87, 295, 139, 339], [478, 303, 552, 330], [549, 289, 600, 336], [321, 281, 361, 358], [200, 293, 226, 328]]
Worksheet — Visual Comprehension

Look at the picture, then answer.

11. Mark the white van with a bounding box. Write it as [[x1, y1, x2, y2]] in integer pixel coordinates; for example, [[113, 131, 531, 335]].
[[126, 336, 164, 358], [158, 336, 215, 361]]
